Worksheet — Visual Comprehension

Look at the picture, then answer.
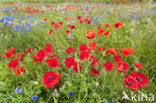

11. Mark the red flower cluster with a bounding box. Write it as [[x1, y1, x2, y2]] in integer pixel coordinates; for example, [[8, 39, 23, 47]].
[[123, 71, 147, 90], [119, 48, 134, 56], [8, 59, 19, 69], [25, 48, 33, 53], [33, 44, 60, 68], [73, 62, 81, 74], [33, 44, 54, 61], [48, 20, 64, 35], [13, 67, 25, 75], [84, 22, 122, 39], [116, 61, 129, 74], [88, 42, 96, 50], [91, 67, 100, 76], [4, 47, 25, 75], [4, 47, 15, 58], [33, 49, 47, 61], [11, 53, 23, 59], [134, 62, 142, 69], [105, 47, 117, 56]]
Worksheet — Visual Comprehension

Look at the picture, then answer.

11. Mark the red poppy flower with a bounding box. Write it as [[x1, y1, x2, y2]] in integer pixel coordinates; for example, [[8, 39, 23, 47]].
[[105, 23, 110, 27], [8, 59, 19, 69], [44, 44, 53, 53], [41, 71, 59, 87], [45, 58, 59, 68], [89, 56, 98, 66], [79, 51, 89, 60], [13, 67, 24, 75], [105, 47, 117, 56], [66, 30, 70, 33], [58, 21, 62, 25], [48, 29, 53, 35], [78, 44, 88, 52], [87, 20, 92, 24], [65, 57, 75, 68], [44, 18, 48, 21], [71, 25, 75, 29], [113, 21, 123, 29], [130, 71, 147, 87], [83, 18, 88, 22], [50, 21, 55, 25], [97, 26, 102, 30], [123, 76, 138, 90], [36, 49, 47, 60], [134, 62, 142, 69], [103, 62, 114, 71], [73, 62, 81, 74], [104, 30, 110, 36], [98, 46, 103, 51], [91, 67, 100, 76], [119, 48, 134, 56], [116, 61, 128, 74], [4, 51, 13, 58], [11, 53, 23, 59], [50, 54, 56, 58], [89, 56, 94, 62], [53, 24, 60, 29], [4, 47, 15, 58], [25, 48, 33, 53], [85, 30, 96, 39], [88, 42, 96, 50], [67, 24, 71, 27], [65, 46, 75, 54], [79, 20, 83, 23], [77, 16, 81, 20], [97, 29, 105, 35], [58, 70, 62, 74], [113, 56, 122, 63], [33, 54, 43, 61]]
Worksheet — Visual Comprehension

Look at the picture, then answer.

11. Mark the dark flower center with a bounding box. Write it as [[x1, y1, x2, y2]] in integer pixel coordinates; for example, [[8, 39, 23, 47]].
[[128, 81, 133, 86], [115, 24, 119, 27], [136, 77, 141, 81], [39, 52, 44, 56], [48, 76, 53, 80], [52, 62, 56, 65]]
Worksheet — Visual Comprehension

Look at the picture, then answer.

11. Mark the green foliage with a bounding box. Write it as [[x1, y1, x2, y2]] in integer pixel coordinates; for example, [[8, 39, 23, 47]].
[[0, 2, 156, 103]]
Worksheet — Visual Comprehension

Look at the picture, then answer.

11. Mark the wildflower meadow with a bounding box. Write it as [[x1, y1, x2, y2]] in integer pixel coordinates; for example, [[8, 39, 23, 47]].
[[0, 0, 156, 103]]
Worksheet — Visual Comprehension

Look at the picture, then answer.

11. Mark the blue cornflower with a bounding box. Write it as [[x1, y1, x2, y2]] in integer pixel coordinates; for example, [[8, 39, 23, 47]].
[[3, 22, 8, 25], [130, 15, 134, 19], [109, 99, 112, 103], [68, 92, 74, 97], [32, 95, 38, 101], [0, 18, 4, 22], [14, 88, 22, 93]]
